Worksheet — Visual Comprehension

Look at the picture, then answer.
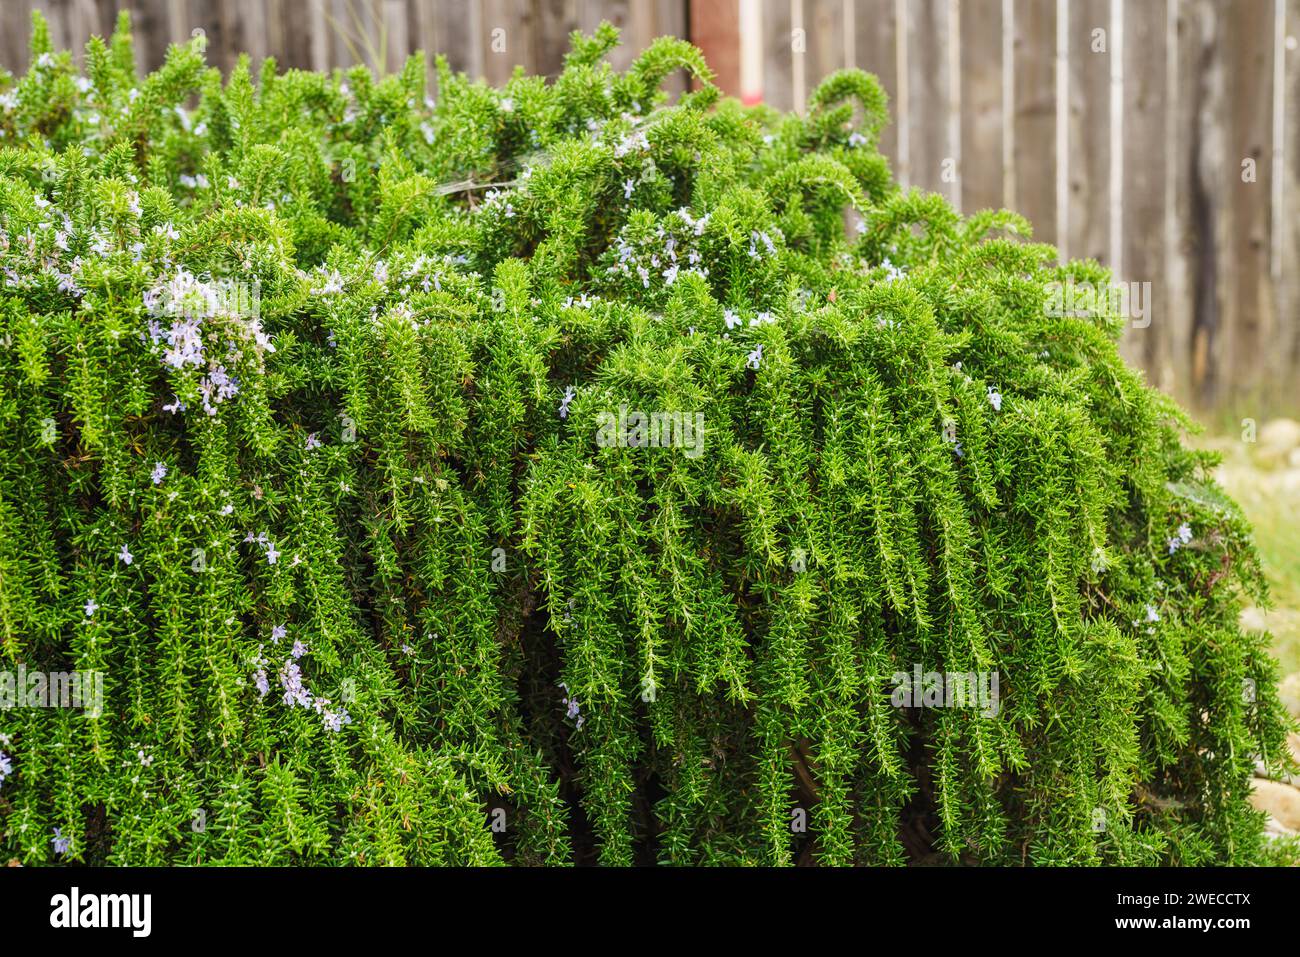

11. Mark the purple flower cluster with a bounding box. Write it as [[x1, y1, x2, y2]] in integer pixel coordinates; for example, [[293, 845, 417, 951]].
[[251, 631, 351, 732], [606, 209, 711, 292], [141, 268, 273, 417], [748, 229, 778, 259], [243, 530, 281, 565], [314, 698, 353, 733], [559, 682, 584, 731], [558, 385, 576, 419], [279, 658, 312, 708], [196, 364, 240, 416], [1167, 523, 1194, 556]]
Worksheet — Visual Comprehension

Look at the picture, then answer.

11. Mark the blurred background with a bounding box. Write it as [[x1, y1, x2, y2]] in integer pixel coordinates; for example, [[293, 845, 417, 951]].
[[1, 2, 1297, 733]]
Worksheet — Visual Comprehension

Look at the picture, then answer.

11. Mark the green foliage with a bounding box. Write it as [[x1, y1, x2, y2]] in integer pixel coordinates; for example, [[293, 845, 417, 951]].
[[0, 11, 1293, 866]]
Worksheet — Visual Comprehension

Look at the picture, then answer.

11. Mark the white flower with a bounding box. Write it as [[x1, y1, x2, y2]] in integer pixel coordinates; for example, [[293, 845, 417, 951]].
[[118, 544, 133, 565], [748, 230, 777, 259], [314, 269, 345, 295], [880, 257, 905, 282], [987, 386, 1002, 412], [151, 462, 167, 485], [613, 129, 649, 157], [746, 344, 763, 370], [84, 598, 98, 618]]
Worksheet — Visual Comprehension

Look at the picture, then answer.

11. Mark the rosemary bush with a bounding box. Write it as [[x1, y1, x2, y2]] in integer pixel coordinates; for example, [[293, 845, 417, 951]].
[[0, 13, 1293, 866]]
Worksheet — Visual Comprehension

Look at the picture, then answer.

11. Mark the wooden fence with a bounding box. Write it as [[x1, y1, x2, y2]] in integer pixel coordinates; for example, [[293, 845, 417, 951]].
[[1, 0, 1297, 413]]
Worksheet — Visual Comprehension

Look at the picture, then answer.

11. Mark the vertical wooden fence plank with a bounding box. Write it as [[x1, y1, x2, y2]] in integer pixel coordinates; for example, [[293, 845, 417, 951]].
[[481, 0, 522, 84], [1160, 0, 1194, 402], [262, 0, 285, 68], [803, 0, 839, 95], [0, 2, 33, 75], [444, 0, 479, 77], [762, 0, 793, 113], [634, 0, 687, 96], [167, 0, 197, 55], [791, 0, 805, 110], [960, 0, 1003, 213], [1066, 0, 1110, 264], [1283, 0, 1300, 402], [281, 0, 317, 70], [69, 0, 99, 62], [309, 0, 329, 72], [139, 0, 175, 70], [414, 0, 439, 89], [43, 0, 72, 56], [530, 0, 580, 79], [907, 0, 956, 200], [1012, 0, 1057, 243], [94, 0, 115, 38], [691, 0, 741, 97], [382, 0, 408, 73], [1182, 0, 1226, 405], [1222, 0, 1274, 406], [1119, 0, 1167, 381], [327, 0, 349, 71], [855, 0, 900, 176], [577, 0, 631, 72], [237, 0, 270, 70]]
